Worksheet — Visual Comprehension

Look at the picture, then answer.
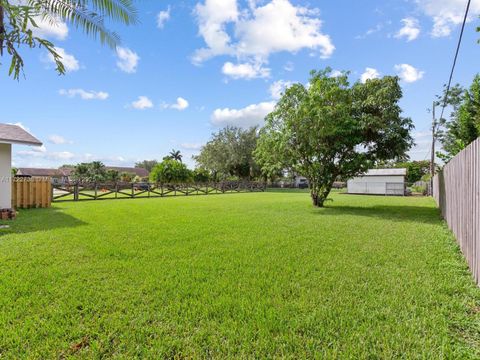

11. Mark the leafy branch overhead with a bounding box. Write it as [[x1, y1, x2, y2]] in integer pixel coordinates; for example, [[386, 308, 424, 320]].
[[0, 0, 137, 79]]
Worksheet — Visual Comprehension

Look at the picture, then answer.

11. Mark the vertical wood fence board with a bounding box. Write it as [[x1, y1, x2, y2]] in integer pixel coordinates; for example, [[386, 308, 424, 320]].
[[12, 177, 52, 209], [434, 137, 480, 285]]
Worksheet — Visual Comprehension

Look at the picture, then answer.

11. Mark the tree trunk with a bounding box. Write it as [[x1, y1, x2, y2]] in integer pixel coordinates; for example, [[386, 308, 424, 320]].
[[311, 191, 326, 207], [310, 179, 335, 207]]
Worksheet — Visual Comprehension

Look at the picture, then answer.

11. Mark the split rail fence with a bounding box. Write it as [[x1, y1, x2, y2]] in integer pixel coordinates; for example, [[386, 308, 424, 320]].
[[12, 177, 52, 209], [433, 137, 480, 285], [52, 181, 265, 202]]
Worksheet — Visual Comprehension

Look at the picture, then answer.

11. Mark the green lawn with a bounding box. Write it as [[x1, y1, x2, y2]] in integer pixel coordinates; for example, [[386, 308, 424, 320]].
[[1, 192, 479, 358]]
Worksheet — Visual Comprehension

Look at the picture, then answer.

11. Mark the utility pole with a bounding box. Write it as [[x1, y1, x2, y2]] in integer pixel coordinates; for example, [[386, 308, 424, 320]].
[[430, 102, 436, 195]]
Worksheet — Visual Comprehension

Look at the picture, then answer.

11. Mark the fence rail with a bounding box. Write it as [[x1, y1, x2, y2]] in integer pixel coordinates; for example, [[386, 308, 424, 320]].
[[52, 181, 265, 202], [433, 137, 480, 285], [12, 177, 52, 209]]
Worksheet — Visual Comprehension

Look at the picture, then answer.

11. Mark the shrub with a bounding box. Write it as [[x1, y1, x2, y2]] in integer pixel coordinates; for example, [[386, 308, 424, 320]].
[[150, 159, 191, 183]]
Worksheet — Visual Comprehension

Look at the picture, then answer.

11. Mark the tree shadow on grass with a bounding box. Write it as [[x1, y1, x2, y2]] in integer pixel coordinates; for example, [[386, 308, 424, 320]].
[[317, 204, 443, 225], [0, 207, 86, 237]]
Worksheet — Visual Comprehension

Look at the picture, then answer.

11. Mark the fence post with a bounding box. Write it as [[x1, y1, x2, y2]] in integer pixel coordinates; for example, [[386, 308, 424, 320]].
[[74, 183, 79, 201]]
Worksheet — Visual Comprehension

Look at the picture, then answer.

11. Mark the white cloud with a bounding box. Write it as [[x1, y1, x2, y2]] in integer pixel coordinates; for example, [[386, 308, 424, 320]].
[[48, 135, 72, 145], [172, 97, 189, 110], [59, 89, 109, 100], [131, 96, 153, 110], [211, 101, 275, 128], [416, 0, 480, 37], [234, 0, 334, 59], [32, 16, 68, 40], [163, 97, 189, 111], [16, 146, 75, 161], [395, 17, 420, 41], [269, 80, 292, 99], [116, 47, 139, 73], [330, 70, 343, 77], [360, 67, 380, 83], [48, 47, 79, 72], [394, 64, 424, 83], [157, 7, 171, 28], [355, 23, 383, 39], [222, 61, 270, 79], [193, 0, 334, 72], [181, 143, 203, 150]]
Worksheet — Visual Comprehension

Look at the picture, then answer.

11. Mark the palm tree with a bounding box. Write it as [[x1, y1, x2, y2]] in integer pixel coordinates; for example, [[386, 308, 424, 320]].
[[169, 149, 183, 162], [0, 0, 137, 79]]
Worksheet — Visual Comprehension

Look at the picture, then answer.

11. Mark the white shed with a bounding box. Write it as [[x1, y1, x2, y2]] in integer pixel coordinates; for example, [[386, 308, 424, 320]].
[[347, 168, 407, 196], [0, 124, 42, 209]]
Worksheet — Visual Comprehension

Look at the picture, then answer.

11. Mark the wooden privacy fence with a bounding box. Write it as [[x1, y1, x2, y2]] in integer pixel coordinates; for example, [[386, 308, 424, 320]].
[[12, 177, 52, 209], [433, 137, 480, 285], [52, 181, 265, 202]]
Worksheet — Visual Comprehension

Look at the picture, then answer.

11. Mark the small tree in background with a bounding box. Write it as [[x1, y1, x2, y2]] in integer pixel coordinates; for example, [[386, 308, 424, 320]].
[[394, 160, 430, 184], [168, 149, 183, 162], [194, 126, 261, 180], [135, 160, 158, 173], [120, 172, 135, 182], [193, 168, 210, 183], [436, 74, 480, 162], [255, 69, 414, 207], [105, 169, 120, 182], [72, 161, 106, 182], [150, 159, 191, 183]]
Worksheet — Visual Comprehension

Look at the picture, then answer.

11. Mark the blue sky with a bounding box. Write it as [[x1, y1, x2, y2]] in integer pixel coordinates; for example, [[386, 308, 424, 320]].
[[2, 0, 480, 169]]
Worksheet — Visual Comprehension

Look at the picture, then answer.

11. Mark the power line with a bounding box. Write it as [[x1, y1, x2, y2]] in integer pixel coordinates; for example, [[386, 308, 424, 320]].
[[438, 0, 472, 122]]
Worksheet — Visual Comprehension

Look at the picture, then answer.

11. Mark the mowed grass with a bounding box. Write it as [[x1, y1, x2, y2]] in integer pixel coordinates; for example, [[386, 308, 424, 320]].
[[1, 192, 479, 358]]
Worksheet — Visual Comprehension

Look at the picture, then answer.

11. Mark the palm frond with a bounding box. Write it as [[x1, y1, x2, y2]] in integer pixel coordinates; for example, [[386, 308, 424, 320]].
[[27, 0, 137, 48]]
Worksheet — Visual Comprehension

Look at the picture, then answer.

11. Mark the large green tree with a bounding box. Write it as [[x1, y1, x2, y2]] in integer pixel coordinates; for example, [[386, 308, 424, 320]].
[[255, 69, 414, 207], [194, 126, 261, 180], [437, 75, 480, 162], [0, 0, 137, 79]]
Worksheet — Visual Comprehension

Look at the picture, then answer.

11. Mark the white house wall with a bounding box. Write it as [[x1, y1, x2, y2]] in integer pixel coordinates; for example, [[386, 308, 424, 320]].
[[0, 143, 12, 208]]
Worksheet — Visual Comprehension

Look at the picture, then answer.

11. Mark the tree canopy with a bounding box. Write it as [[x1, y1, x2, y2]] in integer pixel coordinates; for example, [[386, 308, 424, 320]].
[[436, 74, 480, 162], [149, 159, 191, 184], [255, 69, 414, 207], [194, 126, 261, 180], [135, 160, 159, 173], [0, 0, 137, 79]]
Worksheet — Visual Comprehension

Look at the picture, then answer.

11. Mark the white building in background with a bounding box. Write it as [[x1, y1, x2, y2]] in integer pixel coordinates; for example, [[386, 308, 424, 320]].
[[347, 168, 407, 196], [0, 124, 42, 209]]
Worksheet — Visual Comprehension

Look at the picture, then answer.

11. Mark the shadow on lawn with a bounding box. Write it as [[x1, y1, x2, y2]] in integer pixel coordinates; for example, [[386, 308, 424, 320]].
[[319, 204, 443, 225], [0, 207, 86, 236]]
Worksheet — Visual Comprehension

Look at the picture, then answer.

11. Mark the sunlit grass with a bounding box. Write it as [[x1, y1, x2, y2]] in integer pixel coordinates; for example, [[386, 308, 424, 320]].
[[0, 192, 479, 358]]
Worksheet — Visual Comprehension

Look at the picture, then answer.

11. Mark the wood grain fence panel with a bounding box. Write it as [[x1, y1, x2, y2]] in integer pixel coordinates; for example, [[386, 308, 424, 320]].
[[433, 137, 480, 285], [12, 177, 52, 209]]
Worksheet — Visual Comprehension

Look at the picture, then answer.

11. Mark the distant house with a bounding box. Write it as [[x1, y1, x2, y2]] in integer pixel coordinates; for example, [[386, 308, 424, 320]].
[[347, 168, 407, 196], [17, 167, 72, 184], [17, 166, 149, 183], [0, 123, 42, 209]]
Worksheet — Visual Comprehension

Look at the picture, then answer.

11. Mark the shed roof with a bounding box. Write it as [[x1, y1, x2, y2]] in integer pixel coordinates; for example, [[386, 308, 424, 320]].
[[0, 124, 42, 146], [362, 168, 407, 176]]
